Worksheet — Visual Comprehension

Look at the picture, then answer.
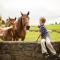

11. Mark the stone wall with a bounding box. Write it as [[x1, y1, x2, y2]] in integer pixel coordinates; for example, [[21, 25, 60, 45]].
[[0, 41, 60, 60]]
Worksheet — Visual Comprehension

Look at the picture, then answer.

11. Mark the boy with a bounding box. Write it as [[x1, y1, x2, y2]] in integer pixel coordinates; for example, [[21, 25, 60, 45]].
[[39, 17, 57, 57]]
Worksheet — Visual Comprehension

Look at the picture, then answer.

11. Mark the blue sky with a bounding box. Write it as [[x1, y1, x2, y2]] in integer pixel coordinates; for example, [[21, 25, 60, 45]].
[[0, 0, 60, 25]]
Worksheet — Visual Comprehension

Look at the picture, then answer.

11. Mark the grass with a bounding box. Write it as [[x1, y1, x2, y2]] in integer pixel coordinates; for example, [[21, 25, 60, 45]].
[[24, 24, 60, 42], [46, 24, 60, 30], [25, 31, 40, 42], [49, 32, 60, 42]]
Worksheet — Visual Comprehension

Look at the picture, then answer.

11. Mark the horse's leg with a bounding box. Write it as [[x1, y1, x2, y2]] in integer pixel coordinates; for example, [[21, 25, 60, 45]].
[[21, 31, 26, 41], [13, 35, 18, 41], [8, 37, 12, 41], [21, 36, 25, 41], [21, 38, 24, 41], [16, 37, 19, 41], [3, 36, 7, 41], [13, 36, 18, 41], [0, 35, 4, 41], [13, 36, 16, 41], [12, 31, 16, 41]]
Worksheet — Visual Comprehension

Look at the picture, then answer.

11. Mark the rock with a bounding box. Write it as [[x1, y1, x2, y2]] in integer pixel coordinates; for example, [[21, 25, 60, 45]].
[[0, 41, 60, 60]]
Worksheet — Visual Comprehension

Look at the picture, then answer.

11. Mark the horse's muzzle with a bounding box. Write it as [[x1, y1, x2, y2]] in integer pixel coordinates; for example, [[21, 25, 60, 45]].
[[26, 26, 30, 30]]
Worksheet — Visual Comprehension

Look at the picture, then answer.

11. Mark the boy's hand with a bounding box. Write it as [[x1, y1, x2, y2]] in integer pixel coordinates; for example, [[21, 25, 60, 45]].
[[29, 30, 38, 32]]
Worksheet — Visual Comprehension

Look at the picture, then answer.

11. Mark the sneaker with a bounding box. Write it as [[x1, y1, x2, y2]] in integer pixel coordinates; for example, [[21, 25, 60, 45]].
[[52, 54, 60, 58], [42, 53, 50, 58], [58, 54, 60, 57]]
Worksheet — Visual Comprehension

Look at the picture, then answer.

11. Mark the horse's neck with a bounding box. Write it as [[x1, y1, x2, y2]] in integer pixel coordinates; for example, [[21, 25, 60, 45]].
[[15, 20, 23, 32]]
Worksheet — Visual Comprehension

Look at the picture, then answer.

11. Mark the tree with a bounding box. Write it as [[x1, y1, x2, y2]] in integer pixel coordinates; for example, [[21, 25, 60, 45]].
[[55, 22, 57, 24], [59, 23, 60, 24]]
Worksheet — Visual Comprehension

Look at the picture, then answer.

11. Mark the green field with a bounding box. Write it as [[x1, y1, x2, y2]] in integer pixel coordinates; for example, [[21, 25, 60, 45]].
[[24, 24, 60, 42]]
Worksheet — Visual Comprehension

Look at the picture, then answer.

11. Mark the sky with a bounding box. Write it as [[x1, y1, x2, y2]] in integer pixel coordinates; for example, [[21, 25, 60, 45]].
[[0, 0, 60, 25]]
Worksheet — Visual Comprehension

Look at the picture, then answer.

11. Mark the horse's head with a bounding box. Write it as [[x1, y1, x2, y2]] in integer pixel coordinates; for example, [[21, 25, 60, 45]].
[[20, 11, 30, 30], [8, 17, 16, 26]]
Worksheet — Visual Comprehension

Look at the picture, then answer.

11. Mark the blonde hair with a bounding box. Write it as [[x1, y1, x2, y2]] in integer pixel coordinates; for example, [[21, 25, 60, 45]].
[[40, 17, 46, 23]]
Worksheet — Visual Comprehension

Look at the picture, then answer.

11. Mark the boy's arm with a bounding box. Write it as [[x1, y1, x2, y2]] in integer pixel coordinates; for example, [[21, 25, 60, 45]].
[[47, 30, 60, 33], [47, 30, 52, 32], [52, 30, 60, 33], [29, 30, 39, 32], [1, 26, 13, 31]]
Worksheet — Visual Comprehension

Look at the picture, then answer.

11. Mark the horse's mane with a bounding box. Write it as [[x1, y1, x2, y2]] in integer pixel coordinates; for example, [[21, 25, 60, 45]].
[[16, 16, 23, 31]]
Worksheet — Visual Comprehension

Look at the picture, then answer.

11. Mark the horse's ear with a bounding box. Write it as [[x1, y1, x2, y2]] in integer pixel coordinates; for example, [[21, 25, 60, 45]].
[[20, 11, 23, 16], [15, 17, 16, 20], [27, 11, 29, 15]]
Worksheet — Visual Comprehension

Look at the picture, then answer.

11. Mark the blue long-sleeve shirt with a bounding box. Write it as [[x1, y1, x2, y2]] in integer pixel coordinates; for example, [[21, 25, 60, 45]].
[[39, 24, 48, 38]]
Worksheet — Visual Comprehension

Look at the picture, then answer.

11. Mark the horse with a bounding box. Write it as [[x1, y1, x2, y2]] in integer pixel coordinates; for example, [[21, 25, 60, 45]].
[[0, 17, 16, 41], [0, 11, 30, 41], [5, 17, 16, 27], [12, 11, 30, 41]]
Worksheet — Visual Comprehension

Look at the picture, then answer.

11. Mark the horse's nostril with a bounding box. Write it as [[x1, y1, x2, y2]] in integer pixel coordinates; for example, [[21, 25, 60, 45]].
[[26, 26, 30, 30]]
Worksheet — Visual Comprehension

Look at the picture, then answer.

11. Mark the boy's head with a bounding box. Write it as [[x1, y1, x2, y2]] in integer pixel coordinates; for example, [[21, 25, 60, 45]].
[[39, 17, 46, 24]]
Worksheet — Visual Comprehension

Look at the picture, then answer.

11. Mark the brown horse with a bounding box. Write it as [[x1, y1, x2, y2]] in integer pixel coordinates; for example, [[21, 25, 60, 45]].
[[5, 17, 16, 27], [0, 17, 16, 41], [12, 11, 30, 41], [0, 12, 30, 41]]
